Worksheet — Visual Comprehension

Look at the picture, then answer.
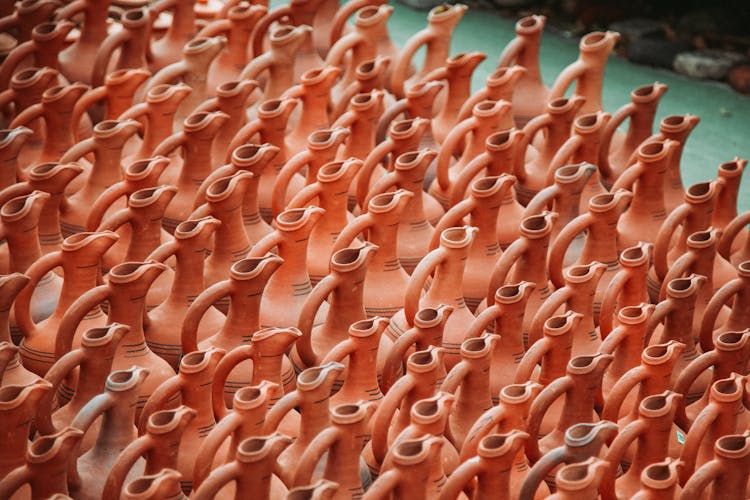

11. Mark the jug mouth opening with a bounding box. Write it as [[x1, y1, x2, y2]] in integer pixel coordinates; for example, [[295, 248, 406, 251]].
[[239, 437, 266, 454], [500, 383, 534, 402], [408, 347, 441, 372], [716, 434, 750, 457], [719, 159, 743, 175], [620, 244, 649, 265], [95, 120, 120, 132], [358, 5, 381, 20], [666, 275, 703, 297], [412, 398, 441, 422], [576, 113, 600, 129], [122, 8, 146, 24], [496, 283, 527, 302], [686, 181, 712, 201], [34, 22, 57, 35], [521, 214, 552, 234], [687, 229, 715, 248], [234, 144, 263, 161], [149, 409, 179, 428], [517, 15, 544, 32], [276, 208, 308, 226], [309, 129, 336, 145], [232, 257, 268, 277], [640, 392, 673, 415], [271, 26, 296, 40], [332, 403, 365, 423], [633, 83, 659, 98], [618, 304, 650, 323], [581, 31, 613, 49], [416, 307, 440, 324], [235, 386, 267, 409], [644, 462, 673, 483], [640, 141, 667, 158], [558, 462, 590, 482], [716, 330, 749, 349], [662, 115, 687, 129], [186, 37, 211, 51], [481, 433, 508, 451], [396, 440, 424, 457], [487, 130, 513, 149]]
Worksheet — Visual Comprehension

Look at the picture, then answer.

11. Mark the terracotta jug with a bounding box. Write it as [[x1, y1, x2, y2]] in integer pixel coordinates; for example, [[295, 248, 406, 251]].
[[422, 51, 487, 145], [292, 401, 376, 497], [286, 480, 340, 500], [0, 377, 52, 477], [550, 457, 609, 500], [463, 282, 534, 398], [679, 374, 748, 482], [549, 31, 620, 116], [1, 67, 59, 166], [612, 140, 678, 247], [0, 426, 83, 499], [599, 304, 657, 396], [514, 97, 586, 205], [154, 110, 229, 232], [674, 329, 750, 424], [180, 256, 292, 396], [147, 36, 227, 126], [365, 436, 444, 500], [0, 161, 83, 262], [657, 228, 732, 331], [333, 55, 393, 121], [294, 244, 395, 376], [210, 326, 301, 407], [8, 82, 89, 171], [0, 0, 61, 43], [0, 127, 32, 189], [56, 0, 113, 83], [119, 83, 192, 163], [361, 149, 440, 272], [519, 421, 618, 500], [193, 381, 280, 490], [496, 15, 549, 127], [713, 158, 747, 251], [60, 119, 143, 235], [287, 159, 362, 283], [699, 261, 750, 351], [0, 273, 36, 386], [123, 469, 186, 500], [649, 179, 724, 299], [194, 80, 260, 166], [273, 128, 351, 218], [548, 190, 632, 321], [600, 340, 685, 426], [484, 212, 557, 345], [193, 433, 292, 500], [440, 335, 498, 450], [145, 217, 223, 368], [248, 206, 326, 329], [282, 66, 340, 154], [35, 324, 129, 456], [250, 0, 326, 79], [380, 306, 452, 393], [371, 346, 445, 456], [196, 143, 280, 245], [91, 7, 151, 88], [459, 381, 546, 498], [227, 98, 305, 221], [55, 261, 176, 416], [680, 431, 750, 500], [719, 210, 750, 266], [524, 354, 613, 460], [240, 25, 312, 102], [191, 172, 254, 288], [632, 458, 682, 500], [262, 362, 344, 487], [599, 82, 668, 180], [599, 242, 652, 338], [16, 231, 117, 376], [548, 111, 612, 211], [69, 367, 150, 500], [386, 226, 478, 369], [0, 21, 74, 90], [1, 191, 62, 343], [326, 6, 396, 103], [149, 0, 200, 70], [600, 391, 682, 500], [458, 65, 526, 124], [439, 431, 528, 500], [528, 261, 606, 356], [429, 100, 511, 209], [139, 348, 225, 493], [199, 3, 267, 90], [332, 190, 412, 317], [390, 3, 468, 99], [432, 176, 516, 310], [71, 68, 151, 129], [632, 114, 700, 212]]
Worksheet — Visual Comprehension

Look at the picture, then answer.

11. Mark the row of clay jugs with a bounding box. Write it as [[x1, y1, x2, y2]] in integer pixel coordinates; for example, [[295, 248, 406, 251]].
[[71, 67, 151, 127], [91, 7, 151, 88], [282, 66, 340, 153]]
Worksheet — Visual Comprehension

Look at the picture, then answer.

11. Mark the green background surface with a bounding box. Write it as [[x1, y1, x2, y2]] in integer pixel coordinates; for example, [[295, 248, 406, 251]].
[[377, 1, 750, 211]]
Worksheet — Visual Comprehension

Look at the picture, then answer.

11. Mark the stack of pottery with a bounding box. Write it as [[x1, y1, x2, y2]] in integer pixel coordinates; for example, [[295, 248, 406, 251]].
[[0, 0, 748, 499]]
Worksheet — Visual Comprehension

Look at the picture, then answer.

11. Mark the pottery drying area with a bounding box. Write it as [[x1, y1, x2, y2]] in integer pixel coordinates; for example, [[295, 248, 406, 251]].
[[0, 0, 749, 499]]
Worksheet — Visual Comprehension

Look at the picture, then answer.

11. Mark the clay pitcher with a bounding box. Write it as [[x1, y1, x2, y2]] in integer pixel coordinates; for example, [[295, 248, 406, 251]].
[[549, 31, 620, 116], [122, 469, 186, 500], [390, 3, 468, 99], [366, 436, 444, 500], [56, 0, 113, 83], [0, 273, 36, 387], [91, 8, 151, 88], [699, 261, 750, 351], [680, 432, 750, 500], [599, 242, 652, 338], [248, 206, 327, 328], [457, 65, 526, 124], [550, 458, 609, 500], [496, 15, 549, 127], [72, 68, 151, 128], [16, 231, 118, 376], [283, 66, 340, 154], [386, 226, 478, 369], [632, 459, 682, 500], [331, 189, 412, 318], [0, 127, 33, 190]]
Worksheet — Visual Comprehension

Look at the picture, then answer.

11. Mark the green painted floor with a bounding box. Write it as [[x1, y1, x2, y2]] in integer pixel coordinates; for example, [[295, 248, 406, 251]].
[[382, 2, 750, 211]]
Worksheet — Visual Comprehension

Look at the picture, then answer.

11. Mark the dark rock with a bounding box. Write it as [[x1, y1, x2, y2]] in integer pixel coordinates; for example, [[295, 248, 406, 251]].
[[609, 18, 664, 42], [728, 64, 750, 94], [627, 37, 690, 69], [674, 50, 747, 80]]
